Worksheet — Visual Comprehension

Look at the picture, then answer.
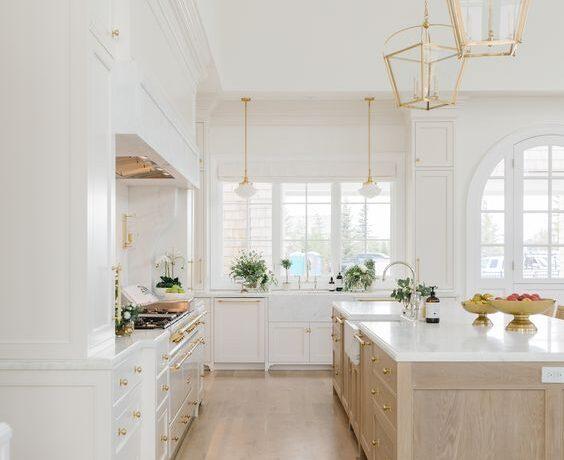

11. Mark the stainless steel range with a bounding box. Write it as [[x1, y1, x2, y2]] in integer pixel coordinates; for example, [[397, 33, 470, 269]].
[[134, 310, 191, 330]]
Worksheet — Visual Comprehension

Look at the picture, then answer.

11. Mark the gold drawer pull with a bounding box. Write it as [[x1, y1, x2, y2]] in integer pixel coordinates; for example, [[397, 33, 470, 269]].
[[192, 401, 198, 406], [119, 378, 128, 387], [161, 384, 170, 392], [162, 354, 170, 361], [172, 436, 180, 442], [382, 404, 392, 412], [335, 370, 339, 376], [354, 334, 370, 346], [161, 435, 168, 442], [117, 427, 127, 436], [134, 366, 142, 374], [370, 387, 379, 396], [335, 316, 344, 324], [371, 355, 379, 363], [372, 439, 380, 447], [333, 337, 340, 343], [382, 367, 392, 375], [181, 416, 191, 425], [132, 410, 141, 419]]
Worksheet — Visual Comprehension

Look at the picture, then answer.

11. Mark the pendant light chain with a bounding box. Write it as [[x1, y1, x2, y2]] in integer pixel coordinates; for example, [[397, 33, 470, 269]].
[[423, 0, 430, 28], [367, 98, 372, 180], [242, 97, 251, 182]]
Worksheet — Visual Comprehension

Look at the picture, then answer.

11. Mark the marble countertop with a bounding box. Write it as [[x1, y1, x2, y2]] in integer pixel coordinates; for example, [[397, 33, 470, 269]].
[[0, 328, 168, 370], [359, 302, 564, 362], [333, 300, 404, 321]]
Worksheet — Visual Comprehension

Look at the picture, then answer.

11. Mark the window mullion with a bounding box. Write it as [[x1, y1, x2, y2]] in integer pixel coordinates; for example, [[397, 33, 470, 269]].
[[332, 183, 341, 277], [272, 183, 282, 274]]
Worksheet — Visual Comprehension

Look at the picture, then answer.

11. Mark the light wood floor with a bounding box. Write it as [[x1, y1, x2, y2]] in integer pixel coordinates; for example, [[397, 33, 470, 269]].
[[176, 370, 360, 460]]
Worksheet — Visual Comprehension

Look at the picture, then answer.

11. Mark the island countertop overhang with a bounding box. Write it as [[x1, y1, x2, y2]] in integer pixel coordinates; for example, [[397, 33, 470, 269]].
[[358, 303, 564, 362]]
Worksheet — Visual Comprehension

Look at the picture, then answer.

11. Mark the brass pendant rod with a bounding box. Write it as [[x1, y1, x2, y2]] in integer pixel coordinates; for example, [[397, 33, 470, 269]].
[[241, 97, 251, 182], [364, 97, 375, 181], [488, 0, 494, 41]]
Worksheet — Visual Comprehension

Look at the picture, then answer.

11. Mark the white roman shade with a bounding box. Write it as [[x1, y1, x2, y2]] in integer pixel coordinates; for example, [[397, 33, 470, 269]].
[[217, 159, 397, 182]]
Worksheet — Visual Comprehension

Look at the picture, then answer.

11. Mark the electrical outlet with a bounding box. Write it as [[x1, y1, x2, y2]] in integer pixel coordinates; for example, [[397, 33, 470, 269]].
[[542, 367, 564, 383]]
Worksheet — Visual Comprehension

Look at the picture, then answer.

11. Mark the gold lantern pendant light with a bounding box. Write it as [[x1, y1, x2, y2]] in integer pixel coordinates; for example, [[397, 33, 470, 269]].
[[234, 97, 257, 199], [358, 97, 381, 199], [446, 0, 532, 58], [383, 0, 466, 111]]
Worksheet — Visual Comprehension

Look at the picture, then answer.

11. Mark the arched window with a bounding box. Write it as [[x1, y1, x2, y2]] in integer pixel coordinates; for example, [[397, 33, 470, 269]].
[[469, 131, 564, 296]]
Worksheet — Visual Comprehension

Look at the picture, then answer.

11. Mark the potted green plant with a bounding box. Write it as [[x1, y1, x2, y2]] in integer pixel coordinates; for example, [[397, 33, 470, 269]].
[[229, 250, 277, 293], [281, 258, 292, 290], [344, 259, 376, 292], [115, 304, 140, 337], [390, 278, 435, 312]]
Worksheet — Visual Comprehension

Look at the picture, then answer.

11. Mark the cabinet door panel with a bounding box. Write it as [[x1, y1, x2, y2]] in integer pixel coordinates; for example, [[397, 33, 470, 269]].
[[309, 322, 332, 364], [269, 322, 309, 364], [414, 121, 453, 167], [213, 299, 265, 363], [415, 170, 454, 291]]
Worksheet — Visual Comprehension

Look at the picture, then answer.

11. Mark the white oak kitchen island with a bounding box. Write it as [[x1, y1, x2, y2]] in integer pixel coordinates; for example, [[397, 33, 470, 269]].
[[333, 301, 564, 460]]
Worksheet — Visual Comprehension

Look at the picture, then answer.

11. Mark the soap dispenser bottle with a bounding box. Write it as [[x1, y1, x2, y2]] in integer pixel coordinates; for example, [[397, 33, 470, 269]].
[[425, 287, 440, 324]]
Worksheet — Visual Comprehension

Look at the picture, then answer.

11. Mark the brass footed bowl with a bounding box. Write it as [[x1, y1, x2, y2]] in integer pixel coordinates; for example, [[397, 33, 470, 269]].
[[489, 299, 555, 333], [461, 301, 497, 327]]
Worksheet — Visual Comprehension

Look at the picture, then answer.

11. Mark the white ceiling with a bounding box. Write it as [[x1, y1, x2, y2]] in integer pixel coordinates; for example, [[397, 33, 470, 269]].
[[197, 0, 564, 97]]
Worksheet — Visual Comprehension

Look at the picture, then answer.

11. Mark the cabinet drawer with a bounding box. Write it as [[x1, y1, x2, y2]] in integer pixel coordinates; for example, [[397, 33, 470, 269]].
[[372, 375, 397, 428], [113, 352, 143, 405], [371, 343, 397, 393], [113, 384, 142, 456], [156, 368, 169, 410], [114, 421, 141, 460], [374, 411, 396, 460], [169, 394, 194, 456]]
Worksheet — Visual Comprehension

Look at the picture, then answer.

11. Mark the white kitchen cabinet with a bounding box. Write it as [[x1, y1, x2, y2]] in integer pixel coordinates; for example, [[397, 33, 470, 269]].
[[214, 298, 266, 363], [88, 0, 117, 56], [269, 321, 332, 365], [155, 404, 169, 460], [415, 170, 455, 291], [308, 322, 332, 364], [196, 298, 213, 369], [414, 121, 454, 168], [269, 322, 310, 363]]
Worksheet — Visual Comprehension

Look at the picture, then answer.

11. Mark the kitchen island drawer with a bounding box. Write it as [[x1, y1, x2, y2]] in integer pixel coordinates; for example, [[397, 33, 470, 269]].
[[371, 342, 397, 393], [169, 394, 194, 456], [156, 367, 169, 410], [113, 384, 142, 456], [372, 374, 397, 428]]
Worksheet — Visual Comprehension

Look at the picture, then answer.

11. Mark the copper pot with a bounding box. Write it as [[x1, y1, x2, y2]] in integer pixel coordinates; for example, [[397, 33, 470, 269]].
[[145, 300, 189, 313]]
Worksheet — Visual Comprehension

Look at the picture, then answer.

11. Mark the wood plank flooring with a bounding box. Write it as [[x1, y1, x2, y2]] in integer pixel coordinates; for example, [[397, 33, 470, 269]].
[[176, 370, 360, 460]]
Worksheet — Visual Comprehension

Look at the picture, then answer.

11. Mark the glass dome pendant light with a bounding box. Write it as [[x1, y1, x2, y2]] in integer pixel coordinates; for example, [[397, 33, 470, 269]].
[[234, 97, 257, 199], [446, 0, 532, 58], [383, 0, 466, 111], [358, 97, 381, 199]]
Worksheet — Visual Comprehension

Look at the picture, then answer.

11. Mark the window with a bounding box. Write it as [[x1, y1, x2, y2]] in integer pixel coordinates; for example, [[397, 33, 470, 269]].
[[282, 183, 332, 279], [222, 182, 272, 274], [341, 183, 392, 276], [476, 135, 564, 287], [214, 177, 402, 289], [518, 144, 564, 279], [480, 159, 505, 279]]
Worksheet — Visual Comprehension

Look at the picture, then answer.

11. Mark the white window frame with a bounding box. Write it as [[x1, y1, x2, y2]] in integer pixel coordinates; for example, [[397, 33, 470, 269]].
[[210, 155, 405, 291], [467, 126, 564, 297]]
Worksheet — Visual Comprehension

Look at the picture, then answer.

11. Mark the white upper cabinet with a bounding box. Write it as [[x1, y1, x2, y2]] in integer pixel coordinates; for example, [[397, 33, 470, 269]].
[[0, 0, 115, 359], [414, 121, 454, 168], [89, 0, 117, 55], [415, 170, 455, 292]]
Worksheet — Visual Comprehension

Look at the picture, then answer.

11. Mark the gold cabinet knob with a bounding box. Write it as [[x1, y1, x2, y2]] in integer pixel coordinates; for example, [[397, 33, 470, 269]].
[[371, 356, 379, 363], [111, 28, 120, 38], [172, 436, 180, 442], [192, 401, 198, 406], [382, 367, 392, 375], [160, 435, 168, 442], [382, 404, 392, 412], [117, 427, 127, 436], [161, 384, 170, 392], [372, 439, 380, 448], [134, 366, 142, 374], [335, 370, 339, 376], [132, 410, 141, 419], [181, 415, 191, 425], [334, 337, 340, 342], [119, 378, 128, 387], [370, 387, 378, 396], [162, 354, 170, 361]]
